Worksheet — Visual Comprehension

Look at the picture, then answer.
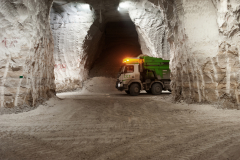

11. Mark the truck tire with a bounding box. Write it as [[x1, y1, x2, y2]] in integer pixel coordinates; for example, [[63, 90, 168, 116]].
[[130, 83, 140, 96], [125, 90, 130, 94], [151, 83, 162, 95]]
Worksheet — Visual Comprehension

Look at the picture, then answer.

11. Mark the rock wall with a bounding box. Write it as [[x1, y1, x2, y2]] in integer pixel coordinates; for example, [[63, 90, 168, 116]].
[[50, 2, 103, 92], [170, 0, 240, 108], [0, 0, 55, 108], [128, 0, 170, 60], [1, 0, 239, 109]]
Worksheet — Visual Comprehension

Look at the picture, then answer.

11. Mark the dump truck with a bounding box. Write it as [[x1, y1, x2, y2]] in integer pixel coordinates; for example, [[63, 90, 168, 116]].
[[116, 56, 171, 96]]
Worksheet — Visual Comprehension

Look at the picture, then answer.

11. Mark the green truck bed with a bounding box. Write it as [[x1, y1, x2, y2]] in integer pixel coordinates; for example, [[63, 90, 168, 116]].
[[141, 56, 170, 80]]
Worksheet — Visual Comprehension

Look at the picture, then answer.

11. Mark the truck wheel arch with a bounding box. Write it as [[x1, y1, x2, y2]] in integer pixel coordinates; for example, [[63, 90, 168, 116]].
[[127, 80, 143, 90]]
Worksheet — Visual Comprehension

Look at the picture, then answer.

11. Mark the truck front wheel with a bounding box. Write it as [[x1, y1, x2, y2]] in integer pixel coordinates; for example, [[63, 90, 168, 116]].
[[130, 83, 140, 96], [151, 83, 162, 95]]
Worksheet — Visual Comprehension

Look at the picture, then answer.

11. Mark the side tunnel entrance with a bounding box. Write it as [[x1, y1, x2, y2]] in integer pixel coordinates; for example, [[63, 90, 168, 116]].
[[50, 0, 171, 95], [89, 21, 142, 78], [50, 1, 145, 94]]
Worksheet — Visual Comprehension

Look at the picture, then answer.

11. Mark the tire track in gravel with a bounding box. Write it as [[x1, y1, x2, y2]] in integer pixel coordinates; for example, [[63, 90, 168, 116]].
[[195, 134, 240, 160], [139, 121, 240, 159], [0, 135, 68, 160], [132, 124, 240, 159], [172, 128, 240, 160], [86, 122, 240, 160], [142, 117, 240, 159], [1, 96, 240, 159]]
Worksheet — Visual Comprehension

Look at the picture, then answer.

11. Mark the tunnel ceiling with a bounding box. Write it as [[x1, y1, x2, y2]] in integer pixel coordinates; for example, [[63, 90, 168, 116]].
[[53, 0, 120, 9], [53, 0, 130, 22]]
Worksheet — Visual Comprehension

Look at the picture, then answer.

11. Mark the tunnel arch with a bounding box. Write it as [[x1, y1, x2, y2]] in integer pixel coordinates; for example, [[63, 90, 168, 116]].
[[50, 0, 171, 93]]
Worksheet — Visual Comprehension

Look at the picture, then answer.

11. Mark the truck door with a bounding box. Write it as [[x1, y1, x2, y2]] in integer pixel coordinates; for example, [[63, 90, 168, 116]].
[[134, 64, 140, 80], [122, 65, 135, 84]]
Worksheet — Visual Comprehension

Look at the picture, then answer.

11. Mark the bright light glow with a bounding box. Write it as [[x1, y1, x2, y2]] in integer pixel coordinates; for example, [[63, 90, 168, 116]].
[[119, 2, 129, 9], [118, 1, 132, 11], [76, 3, 91, 12], [123, 58, 140, 64], [82, 4, 90, 10]]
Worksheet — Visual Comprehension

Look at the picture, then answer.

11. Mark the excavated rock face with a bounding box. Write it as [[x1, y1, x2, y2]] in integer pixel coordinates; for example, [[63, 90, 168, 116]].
[[0, 0, 55, 108], [128, 0, 171, 60], [50, 2, 103, 92], [1, 0, 240, 109], [50, 0, 171, 91], [171, 0, 240, 108]]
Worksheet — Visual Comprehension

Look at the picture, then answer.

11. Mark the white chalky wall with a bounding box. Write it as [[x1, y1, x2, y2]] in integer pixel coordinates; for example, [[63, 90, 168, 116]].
[[171, 0, 240, 108], [50, 2, 103, 92], [0, 0, 240, 109], [50, 1, 171, 92], [0, 0, 55, 108], [128, 0, 170, 60]]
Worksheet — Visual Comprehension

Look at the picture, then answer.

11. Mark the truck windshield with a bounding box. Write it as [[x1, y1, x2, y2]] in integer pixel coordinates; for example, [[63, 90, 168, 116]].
[[124, 65, 134, 73]]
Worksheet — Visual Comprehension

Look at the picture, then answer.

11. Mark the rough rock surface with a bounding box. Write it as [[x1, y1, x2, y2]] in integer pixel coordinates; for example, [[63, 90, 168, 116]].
[[169, 0, 240, 108], [128, 0, 170, 60], [51, 0, 172, 92], [50, 2, 103, 92], [1, 0, 240, 109], [0, 0, 55, 108]]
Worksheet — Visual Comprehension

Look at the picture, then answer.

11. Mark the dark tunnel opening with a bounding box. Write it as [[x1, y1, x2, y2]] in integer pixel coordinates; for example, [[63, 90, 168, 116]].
[[88, 20, 143, 78]]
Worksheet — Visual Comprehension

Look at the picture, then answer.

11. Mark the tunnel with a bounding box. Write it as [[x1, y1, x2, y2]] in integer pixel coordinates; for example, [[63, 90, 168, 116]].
[[1, 0, 239, 109], [1, 0, 240, 159], [50, 0, 170, 94], [88, 21, 142, 78]]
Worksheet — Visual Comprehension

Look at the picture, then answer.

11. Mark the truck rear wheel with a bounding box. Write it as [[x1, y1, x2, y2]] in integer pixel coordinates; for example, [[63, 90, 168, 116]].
[[130, 83, 140, 96], [151, 83, 162, 95]]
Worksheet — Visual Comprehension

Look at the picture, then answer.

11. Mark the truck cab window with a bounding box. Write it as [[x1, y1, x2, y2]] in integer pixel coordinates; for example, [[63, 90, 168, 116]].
[[124, 65, 134, 73]]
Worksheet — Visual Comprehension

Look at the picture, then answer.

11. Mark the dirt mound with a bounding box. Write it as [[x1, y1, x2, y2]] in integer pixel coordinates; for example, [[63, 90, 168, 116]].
[[81, 77, 120, 94]]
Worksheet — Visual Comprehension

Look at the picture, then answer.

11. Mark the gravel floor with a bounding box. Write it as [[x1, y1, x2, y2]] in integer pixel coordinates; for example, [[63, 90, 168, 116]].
[[1, 92, 240, 160]]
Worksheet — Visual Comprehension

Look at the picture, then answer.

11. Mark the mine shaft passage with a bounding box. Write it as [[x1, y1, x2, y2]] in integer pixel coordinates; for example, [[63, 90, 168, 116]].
[[88, 20, 142, 78]]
